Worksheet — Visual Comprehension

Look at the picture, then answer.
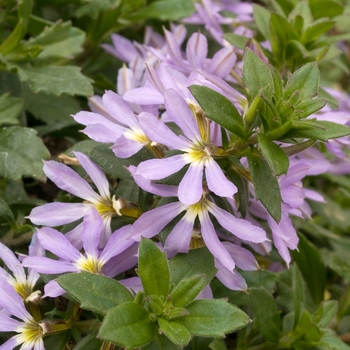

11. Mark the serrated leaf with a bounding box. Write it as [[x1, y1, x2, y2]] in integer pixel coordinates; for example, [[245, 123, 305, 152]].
[[0, 126, 49, 181], [178, 299, 250, 337], [257, 134, 289, 175], [189, 85, 245, 139], [170, 274, 207, 307], [249, 287, 281, 343], [283, 62, 320, 101], [158, 318, 191, 347], [131, 0, 195, 20], [0, 93, 23, 126], [56, 272, 133, 314], [13, 64, 93, 96], [243, 48, 274, 100], [26, 21, 85, 61], [168, 247, 217, 286], [98, 302, 155, 349], [247, 154, 282, 222], [138, 238, 170, 297], [291, 233, 326, 305], [285, 120, 350, 141]]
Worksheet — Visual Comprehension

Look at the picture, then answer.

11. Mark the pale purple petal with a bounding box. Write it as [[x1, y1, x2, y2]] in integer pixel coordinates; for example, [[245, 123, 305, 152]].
[[222, 242, 259, 271], [196, 284, 213, 299], [0, 336, 21, 350], [28, 202, 89, 226], [199, 210, 235, 272], [0, 313, 21, 331], [164, 89, 201, 142], [100, 225, 134, 263], [304, 189, 325, 202], [81, 208, 102, 257], [123, 86, 164, 105], [164, 28, 187, 70], [130, 202, 185, 241], [119, 276, 143, 293], [74, 152, 111, 200], [207, 202, 267, 243], [82, 124, 119, 143], [0, 282, 32, 322], [33, 338, 45, 350], [165, 213, 195, 253], [179, 162, 204, 206], [22, 256, 78, 274], [102, 90, 139, 129], [111, 135, 145, 158], [215, 260, 247, 291], [117, 66, 136, 95], [99, 215, 112, 249], [102, 34, 139, 62], [36, 227, 81, 261], [205, 158, 237, 198], [0, 243, 25, 284], [136, 155, 187, 180], [281, 184, 305, 208], [272, 232, 291, 267], [43, 280, 65, 298], [128, 166, 178, 197], [279, 163, 310, 188], [208, 47, 236, 78], [43, 161, 101, 203], [65, 223, 83, 250], [186, 32, 208, 69], [138, 112, 192, 150]]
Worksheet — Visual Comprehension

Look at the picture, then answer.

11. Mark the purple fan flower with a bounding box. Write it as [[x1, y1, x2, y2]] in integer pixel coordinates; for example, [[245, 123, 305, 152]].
[[135, 88, 237, 205], [27, 151, 124, 247], [0, 282, 45, 350]]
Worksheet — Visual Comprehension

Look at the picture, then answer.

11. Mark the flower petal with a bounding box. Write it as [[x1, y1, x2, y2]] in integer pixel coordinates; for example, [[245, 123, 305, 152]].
[[178, 162, 204, 206], [36, 227, 81, 262], [186, 32, 208, 69], [28, 202, 89, 226], [136, 155, 187, 180], [0, 312, 22, 331], [43, 280, 65, 298], [0, 243, 26, 285], [82, 124, 120, 143], [111, 134, 145, 158], [43, 161, 101, 203], [215, 260, 247, 291], [22, 256, 79, 274], [205, 158, 237, 198], [81, 208, 102, 258], [222, 242, 259, 271]]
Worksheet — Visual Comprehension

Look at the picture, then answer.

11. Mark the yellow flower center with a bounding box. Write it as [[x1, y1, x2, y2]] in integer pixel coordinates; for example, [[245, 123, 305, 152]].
[[13, 281, 33, 300], [75, 254, 104, 274]]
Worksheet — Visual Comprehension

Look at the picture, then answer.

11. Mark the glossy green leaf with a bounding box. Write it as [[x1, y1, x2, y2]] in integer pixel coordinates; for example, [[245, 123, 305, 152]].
[[98, 302, 155, 349], [178, 299, 250, 337], [291, 233, 326, 305], [158, 318, 191, 347], [131, 0, 195, 20], [13, 64, 93, 96], [243, 48, 274, 100], [253, 4, 271, 40], [56, 272, 133, 314], [249, 287, 281, 343], [26, 21, 85, 61], [138, 238, 170, 297], [247, 154, 282, 222], [0, 93, 23, 126], [0, 126, 50, 181], [257, 134, 289, 175], [170, 274, 206, 307], [189, 85, 245, 139], [285, 120, 350, 141], [168, 247, 217, 286], [283, 62, 320, 101]]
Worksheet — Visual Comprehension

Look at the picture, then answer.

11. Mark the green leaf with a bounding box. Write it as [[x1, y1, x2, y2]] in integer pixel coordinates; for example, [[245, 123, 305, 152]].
[[257, 134, 289, 175], [308, 0, 344, 20], [56, 272, 133, 314], [294, 310, 321, 342], [178, 299, 250, 337], [43, 331, 69, 350], [13, 64, 93, 96], [75, 0, 122, 18], [294, 98, 327, 119], [292, 264, 306, 326], [0, 126, 49, 181], [243, 48, 274, 100], [170, 274, 207, 307], [314, 300, 338, 328], [209, 338, 228, 350], [168, 247, 217, 286], [285, 120, 350, 141], [0, 197, 15, 223], [319, 333, 350, 350], [74, 331, 103, 350], [25, 21, 85, 61], [247, 154, 282, 222], [249, 287, 281, 343], [131, 0, 195, 20], [189, 85, 245, 139], [0, 93, 23, 126], [98, 302, 155, 349], [223, 33, 249, 50], [291, 232, 326, 305], [158, 318, 191, 347], [143, 333, 182, 350], [138, 238, 170, 297], [300, 19, 335, 45], [270, 65, 283, 102], [253, 4, 271, 40], [283, 62, 320, 101]]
